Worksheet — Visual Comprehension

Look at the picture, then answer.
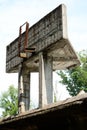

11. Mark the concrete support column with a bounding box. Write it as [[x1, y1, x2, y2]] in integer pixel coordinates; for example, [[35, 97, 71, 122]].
[[18, 63, 25, 114], [39, 52, 53, 108], [18, 63, 30, 114], [23, 72, 30, 111]]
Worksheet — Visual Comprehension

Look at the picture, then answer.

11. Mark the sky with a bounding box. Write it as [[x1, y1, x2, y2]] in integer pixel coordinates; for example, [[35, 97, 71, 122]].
[[0, 0, 87, 110]]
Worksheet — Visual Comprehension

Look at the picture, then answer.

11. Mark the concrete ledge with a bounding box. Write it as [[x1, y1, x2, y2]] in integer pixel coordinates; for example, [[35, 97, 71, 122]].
[[0, 93, 87, 129], [6, 4, 80, 73]]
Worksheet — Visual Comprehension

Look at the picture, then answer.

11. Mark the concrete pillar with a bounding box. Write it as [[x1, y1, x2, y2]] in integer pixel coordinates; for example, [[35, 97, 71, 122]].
[[23, 72, 30, 111], [39, 52, 53, 108], [18, 63, 30, 114], [18, 63, 25, 114]]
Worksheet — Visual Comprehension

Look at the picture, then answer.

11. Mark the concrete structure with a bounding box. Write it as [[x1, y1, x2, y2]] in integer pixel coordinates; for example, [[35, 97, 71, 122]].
[[6, 4, 80, 114], [0, 93, 87, 129], [1, 3, 87, 130]]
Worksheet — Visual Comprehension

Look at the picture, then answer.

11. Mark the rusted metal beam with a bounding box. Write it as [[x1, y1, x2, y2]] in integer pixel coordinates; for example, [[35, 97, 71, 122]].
[[18, 22, 35, 58], [18, 22, 29, 57]]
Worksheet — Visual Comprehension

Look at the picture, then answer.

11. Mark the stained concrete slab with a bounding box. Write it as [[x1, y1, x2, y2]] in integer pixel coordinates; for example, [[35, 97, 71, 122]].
[[6, 4, 80, 73]]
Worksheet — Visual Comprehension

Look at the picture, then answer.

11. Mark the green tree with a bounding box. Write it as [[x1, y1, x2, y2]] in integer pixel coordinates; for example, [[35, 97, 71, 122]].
[[57, 50, 87, 96], [0, 85, 18, 117]]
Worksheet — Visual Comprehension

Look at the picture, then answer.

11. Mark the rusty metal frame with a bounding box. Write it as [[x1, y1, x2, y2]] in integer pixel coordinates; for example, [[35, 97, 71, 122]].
[[18, 22, 29, 57]]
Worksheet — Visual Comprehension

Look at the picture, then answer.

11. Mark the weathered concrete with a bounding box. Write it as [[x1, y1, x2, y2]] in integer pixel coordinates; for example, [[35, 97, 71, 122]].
[[18, 63, 25, 113], [6, 4, 80, 112], [18, 62, 31, 113], [0, 93, 87, 130], [6, 4, 80, 73], [39, 52, 53, 107]]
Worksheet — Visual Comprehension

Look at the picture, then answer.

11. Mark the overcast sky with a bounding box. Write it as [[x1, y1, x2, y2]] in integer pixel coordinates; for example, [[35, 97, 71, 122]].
[[0, 0, 87, 109]]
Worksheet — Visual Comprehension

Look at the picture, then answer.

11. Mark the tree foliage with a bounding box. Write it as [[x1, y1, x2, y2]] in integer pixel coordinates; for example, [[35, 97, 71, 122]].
[[0, 85, 18, 117], [57, 50, 87, 96]]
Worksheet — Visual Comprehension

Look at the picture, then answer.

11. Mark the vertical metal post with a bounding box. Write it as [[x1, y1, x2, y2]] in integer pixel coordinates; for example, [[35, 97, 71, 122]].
[[18, 22, 29, 57]]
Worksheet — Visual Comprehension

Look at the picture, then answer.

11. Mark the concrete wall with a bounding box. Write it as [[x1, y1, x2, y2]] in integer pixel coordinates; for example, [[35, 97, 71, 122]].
[[6, 4, 67, 73]]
